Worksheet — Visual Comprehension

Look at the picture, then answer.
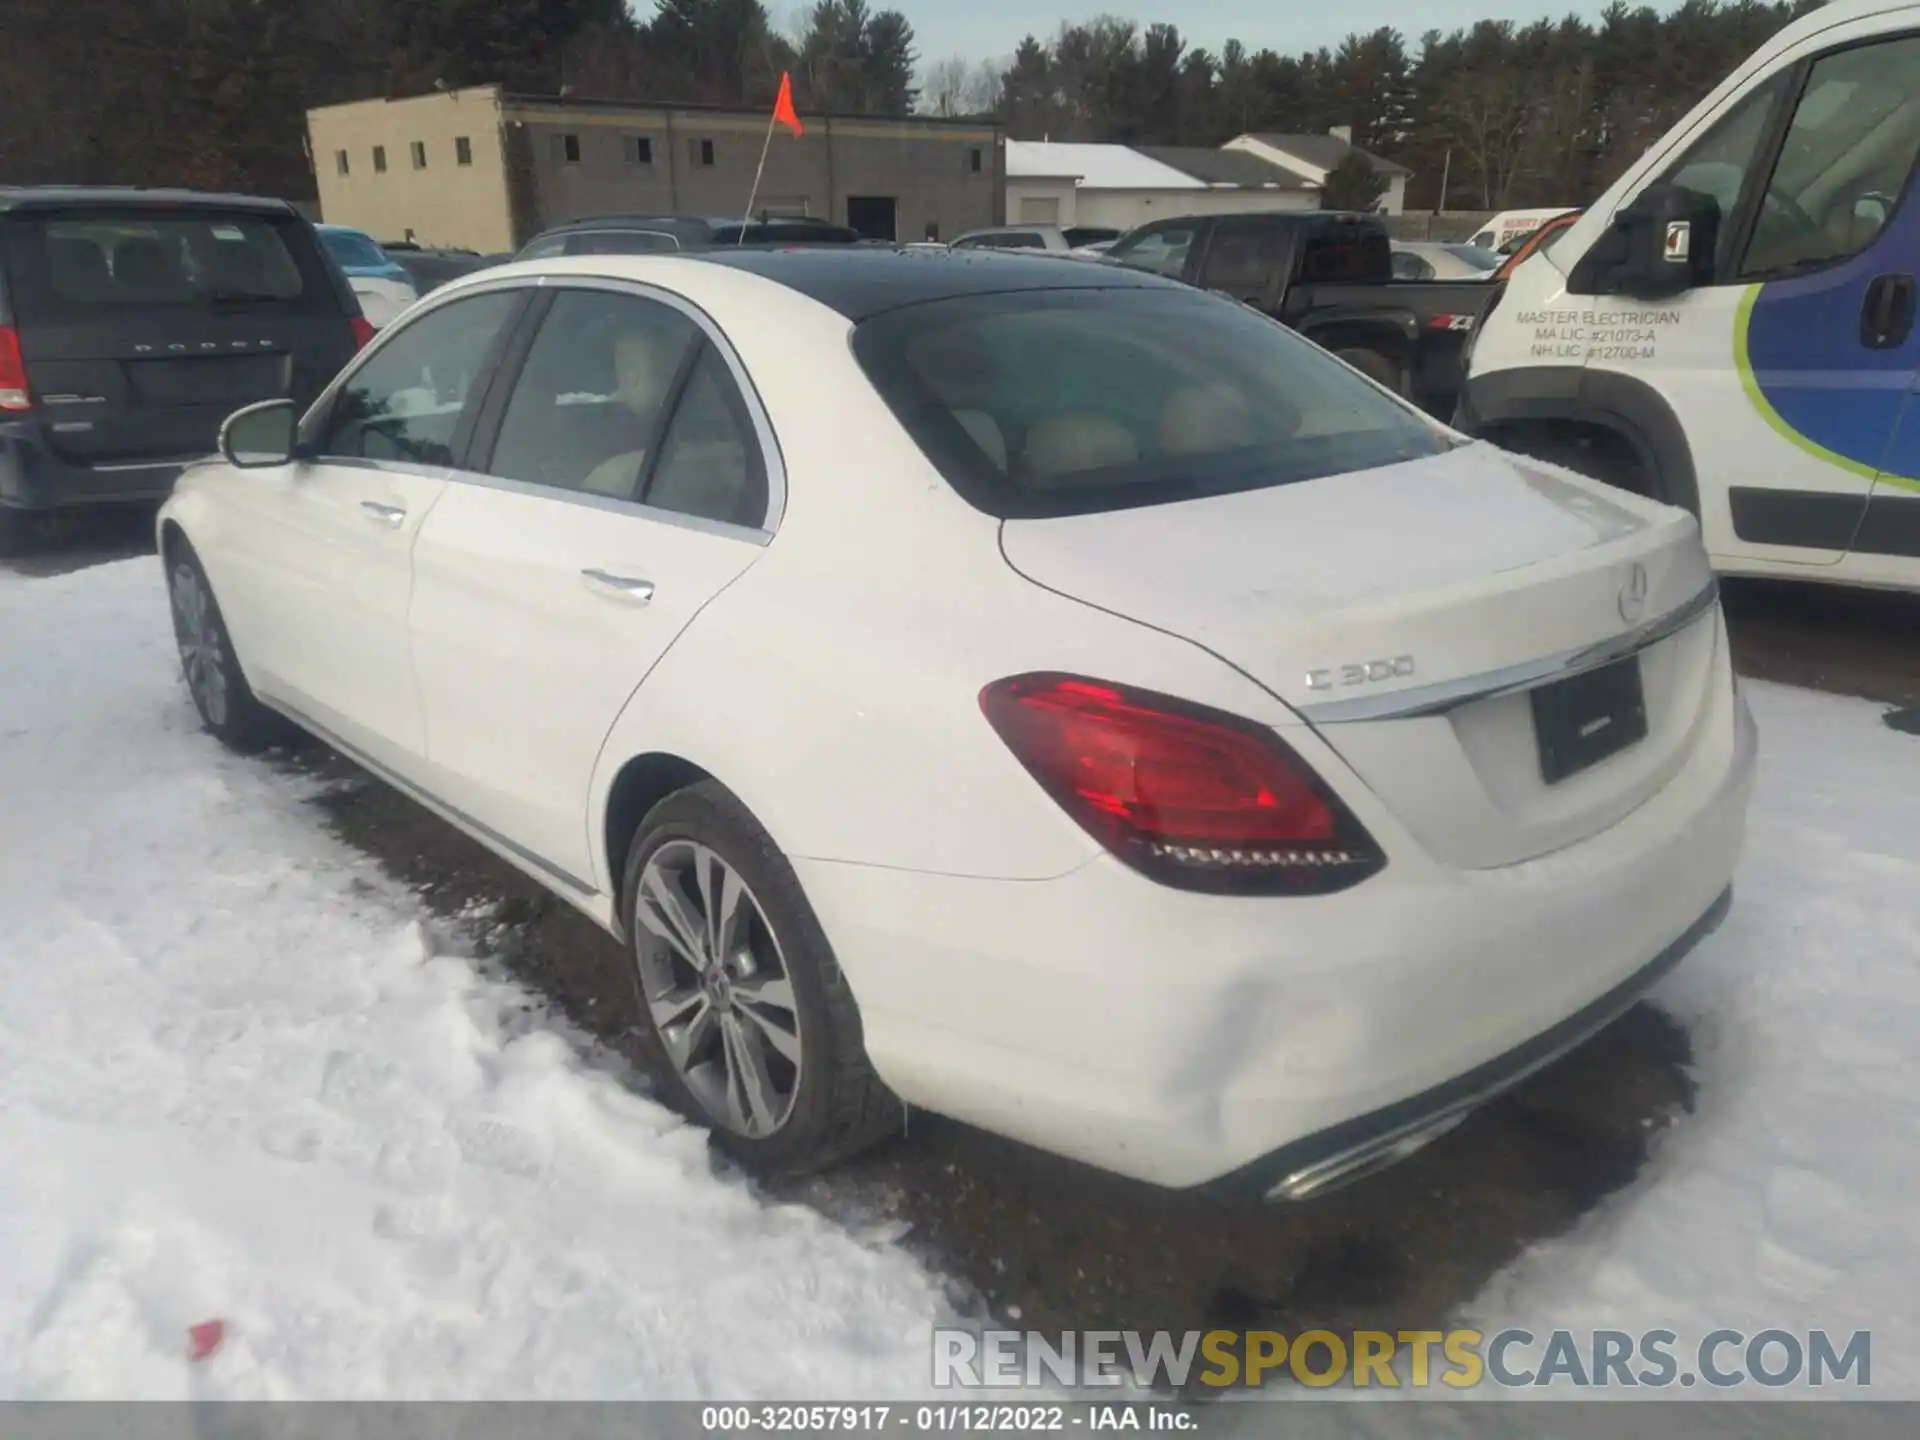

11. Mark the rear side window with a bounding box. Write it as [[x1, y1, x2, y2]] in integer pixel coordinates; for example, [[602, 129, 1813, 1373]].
[[852, 287, 1451, 520], [642, 346, 769, 528], [0, 209, 335, 322], [484, 289, 700, 498], [1298, 225, 1391, 282], [1197, 221, 1277, 296]]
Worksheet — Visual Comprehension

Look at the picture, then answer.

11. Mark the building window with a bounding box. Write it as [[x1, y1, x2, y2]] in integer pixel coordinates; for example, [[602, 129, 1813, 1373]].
[[335, 150, 349, 176], [372, 145, 387, 174], [690, 138, 715, 167], [455, 136, 473, 166], [624, 135, 653, 165], [410, 141, 427, 170], [554, 133, 582, 164], [969, 148, 983, 173]]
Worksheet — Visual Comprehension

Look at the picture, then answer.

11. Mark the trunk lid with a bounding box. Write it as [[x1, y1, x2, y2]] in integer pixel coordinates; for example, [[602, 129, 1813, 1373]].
[[1, 205, 356, 469], [999, 442, 1722, 869]]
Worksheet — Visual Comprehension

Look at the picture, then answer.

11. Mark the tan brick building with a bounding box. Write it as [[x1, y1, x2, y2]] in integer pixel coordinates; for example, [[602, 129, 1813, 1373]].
[[307, 85, 1005, 255]]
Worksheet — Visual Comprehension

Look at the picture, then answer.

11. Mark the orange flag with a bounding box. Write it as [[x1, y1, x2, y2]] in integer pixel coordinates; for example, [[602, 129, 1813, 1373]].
[[773, 72, 804, 138]]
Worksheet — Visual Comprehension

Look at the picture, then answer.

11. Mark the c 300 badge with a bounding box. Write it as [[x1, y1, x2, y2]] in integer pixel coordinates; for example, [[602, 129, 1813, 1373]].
[[1305, 655, 1416, 692]]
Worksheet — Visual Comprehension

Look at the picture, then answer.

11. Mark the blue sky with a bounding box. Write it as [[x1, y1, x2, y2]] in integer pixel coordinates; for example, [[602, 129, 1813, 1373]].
[[799, 0, 1661, 67]]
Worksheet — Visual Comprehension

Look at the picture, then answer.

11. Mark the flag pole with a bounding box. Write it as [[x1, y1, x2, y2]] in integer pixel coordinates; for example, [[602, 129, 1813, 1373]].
[[740, 110, 777, 245]]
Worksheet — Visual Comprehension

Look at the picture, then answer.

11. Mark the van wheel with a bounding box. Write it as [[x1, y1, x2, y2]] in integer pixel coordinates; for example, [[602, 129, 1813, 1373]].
[[621, 781, 903, 1177], [1334, 347, 1405, 395]]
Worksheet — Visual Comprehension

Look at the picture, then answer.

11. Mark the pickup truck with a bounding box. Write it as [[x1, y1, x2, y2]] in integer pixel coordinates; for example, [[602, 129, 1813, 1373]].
[[1101, 210, 1500, 417]]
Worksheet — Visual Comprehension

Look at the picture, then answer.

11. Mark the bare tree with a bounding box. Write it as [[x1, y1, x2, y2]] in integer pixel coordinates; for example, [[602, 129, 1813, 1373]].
[[921, 55, 971, 116], [1435, 69, 1532, 209], [963, 58, 1006, 115]]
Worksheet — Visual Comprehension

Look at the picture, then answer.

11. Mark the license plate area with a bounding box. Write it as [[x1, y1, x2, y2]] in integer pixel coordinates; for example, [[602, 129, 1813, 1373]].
[[1530, 655, 1648, 785]]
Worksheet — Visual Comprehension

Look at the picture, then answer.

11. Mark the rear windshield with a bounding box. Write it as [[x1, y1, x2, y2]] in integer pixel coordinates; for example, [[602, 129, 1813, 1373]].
[[319, 228, 392, 270], [851, 287, 1452, 519], [0, 209, 337, 321], [1442, 244, 1501, 271]]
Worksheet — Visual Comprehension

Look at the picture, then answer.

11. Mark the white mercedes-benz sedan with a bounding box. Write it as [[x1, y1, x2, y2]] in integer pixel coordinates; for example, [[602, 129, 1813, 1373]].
[[156, 247, 1756, 1199]]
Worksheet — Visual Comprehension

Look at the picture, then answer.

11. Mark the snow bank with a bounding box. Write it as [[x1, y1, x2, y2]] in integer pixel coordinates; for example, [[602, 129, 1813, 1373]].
[[1463, 679, 1920, 1395], [0, 560, 955, 1400], [4, 556, 1916, 1401]]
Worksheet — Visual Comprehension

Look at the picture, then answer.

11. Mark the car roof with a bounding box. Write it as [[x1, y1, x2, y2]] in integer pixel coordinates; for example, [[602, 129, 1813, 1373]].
[[0, 186, 299, 216], [684, 245, 1182, 321]]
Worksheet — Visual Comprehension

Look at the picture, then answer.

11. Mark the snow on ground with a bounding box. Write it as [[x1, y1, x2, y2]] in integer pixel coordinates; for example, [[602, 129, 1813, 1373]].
[[1462, 677, 1920, 1394], [0, 560, 957, 1400], [2, 555, 1917, 1401]]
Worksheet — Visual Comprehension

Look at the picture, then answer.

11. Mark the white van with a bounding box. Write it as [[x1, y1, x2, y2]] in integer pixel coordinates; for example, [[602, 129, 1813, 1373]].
[[1469, 208, 1578, 254], [1459, 0, 1920, 594]]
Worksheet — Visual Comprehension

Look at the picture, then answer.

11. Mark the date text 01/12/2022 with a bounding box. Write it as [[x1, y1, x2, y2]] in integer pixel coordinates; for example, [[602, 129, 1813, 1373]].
[[699, 1405, 1197, 1432]]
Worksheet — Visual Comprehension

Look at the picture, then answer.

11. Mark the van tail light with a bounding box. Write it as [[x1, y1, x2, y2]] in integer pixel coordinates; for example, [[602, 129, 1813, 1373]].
[[980, 674, 1385, 896], [0, 327, 31, 412], [349, 316, 376, 351]]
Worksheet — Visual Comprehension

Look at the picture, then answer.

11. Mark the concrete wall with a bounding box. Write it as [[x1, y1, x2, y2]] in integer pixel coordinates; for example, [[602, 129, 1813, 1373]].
[[308, 87, 520, 254], [1072, 187, 1317, 231], [1383, 210, 1499, 242], [505, 103, 1001, 245]]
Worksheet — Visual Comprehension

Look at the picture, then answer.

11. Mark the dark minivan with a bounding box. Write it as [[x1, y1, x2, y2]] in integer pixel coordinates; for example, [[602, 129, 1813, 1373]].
[[0, 188, 371, 551]]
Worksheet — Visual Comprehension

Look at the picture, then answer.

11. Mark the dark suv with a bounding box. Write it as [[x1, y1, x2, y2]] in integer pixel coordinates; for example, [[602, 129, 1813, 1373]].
[[513, 214, 862, 260], [0, 187, 370, 552]]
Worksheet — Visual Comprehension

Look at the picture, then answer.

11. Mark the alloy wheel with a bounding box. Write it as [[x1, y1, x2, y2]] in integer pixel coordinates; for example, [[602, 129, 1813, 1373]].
[[632, 839, 804, 1138], [170, 563, 230, 728]]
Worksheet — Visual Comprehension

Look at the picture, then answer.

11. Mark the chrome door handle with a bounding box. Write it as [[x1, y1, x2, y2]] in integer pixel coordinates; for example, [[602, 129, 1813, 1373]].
[[581, 568, 655, 604], [360, 500, 406, 527]]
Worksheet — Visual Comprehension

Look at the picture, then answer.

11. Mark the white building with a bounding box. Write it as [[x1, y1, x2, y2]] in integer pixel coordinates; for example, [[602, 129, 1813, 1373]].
[[1223, 128, 1411, 215], [1004, 140, 1319, 232]]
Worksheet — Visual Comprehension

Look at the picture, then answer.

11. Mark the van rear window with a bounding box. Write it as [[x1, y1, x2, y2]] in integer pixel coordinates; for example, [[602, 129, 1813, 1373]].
[[0, 209, 335, 323]]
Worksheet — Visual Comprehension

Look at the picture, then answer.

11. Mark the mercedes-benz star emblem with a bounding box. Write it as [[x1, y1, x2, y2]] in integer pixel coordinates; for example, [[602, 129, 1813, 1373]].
[[1618, 562, 1650, 623]]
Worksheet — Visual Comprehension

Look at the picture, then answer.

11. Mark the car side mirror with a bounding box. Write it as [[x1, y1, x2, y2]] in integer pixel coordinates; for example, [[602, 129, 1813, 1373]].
[[219, 398, 298, 468], [1580, 183, 1721, 300]]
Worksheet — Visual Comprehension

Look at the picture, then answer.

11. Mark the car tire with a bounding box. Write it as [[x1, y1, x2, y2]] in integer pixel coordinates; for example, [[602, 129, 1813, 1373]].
[[164, 541, 290, 753], [1335, 346, 1406, 395], [621, 780, 903, 1176]]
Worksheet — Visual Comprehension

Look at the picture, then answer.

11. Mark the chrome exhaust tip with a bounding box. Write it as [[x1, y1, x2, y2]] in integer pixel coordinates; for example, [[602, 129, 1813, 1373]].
[[1265, 1108, 1471, 1203]]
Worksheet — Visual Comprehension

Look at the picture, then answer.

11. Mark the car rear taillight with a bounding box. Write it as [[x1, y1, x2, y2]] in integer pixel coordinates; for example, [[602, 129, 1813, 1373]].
[[349, 316, 376, 351], [0, 327, 30, 412], [980, 674, 1385, 896]]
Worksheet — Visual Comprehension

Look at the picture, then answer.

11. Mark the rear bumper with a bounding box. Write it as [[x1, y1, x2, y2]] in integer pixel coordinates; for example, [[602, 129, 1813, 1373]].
[[793, 669, 1757, 1192], [1206, 883, 1731, 1201], [0, 420, 194, 512]]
